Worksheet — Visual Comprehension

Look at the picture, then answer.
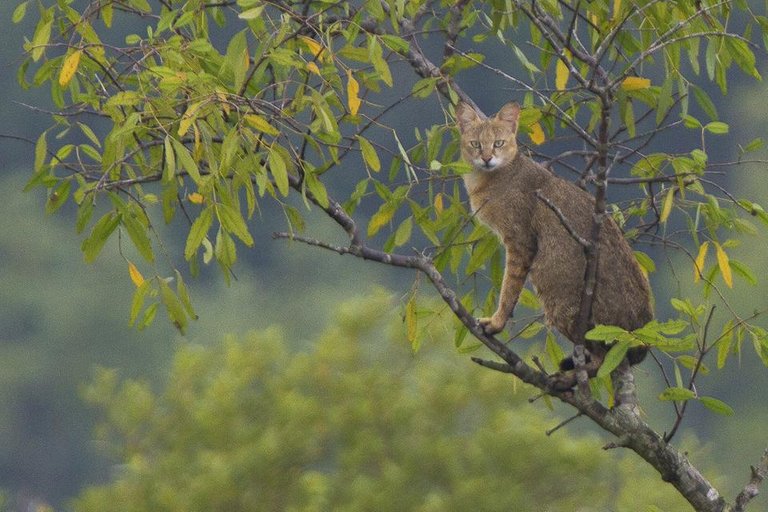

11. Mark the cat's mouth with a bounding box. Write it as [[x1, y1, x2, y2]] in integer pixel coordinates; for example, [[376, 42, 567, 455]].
[[475, 158, 501, 170]]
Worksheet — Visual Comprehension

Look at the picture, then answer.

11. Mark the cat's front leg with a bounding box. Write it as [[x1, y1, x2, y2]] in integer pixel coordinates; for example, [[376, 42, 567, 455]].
[[478, 244, 531, 335]]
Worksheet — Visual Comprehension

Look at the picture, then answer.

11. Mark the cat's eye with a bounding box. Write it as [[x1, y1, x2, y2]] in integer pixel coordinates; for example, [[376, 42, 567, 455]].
[[493, 140, 505, 148], [470, 140, 481, 149]]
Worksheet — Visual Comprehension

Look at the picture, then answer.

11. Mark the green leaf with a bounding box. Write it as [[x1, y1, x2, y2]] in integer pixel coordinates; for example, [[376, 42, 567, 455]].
[[633, 251, 656, 274], [411, 77, 438, 98], [743, 138, 764, 153], [700, 396, 735, 416], [31, 16, 53, 62], [597, 340, 630, 378], [163, 136, 176, 181], [393, 217, 413, 247], [545, 331, 565, 368], [137, 302, 158, 330], [519, 322, 544, 339], [518, 288, 540, 310], [682, 114, 702, 129], [379, 34, 410, 53], [585, 324, 628, 342], [655, 76, 674, 125], [76, 197, 95, 234], [304, 171, 329, 209], [716, 321, 734, 369], [175, 270, 197, 320], [357, 136, 381, 172], [691, 85, 718, 120], [34, 131, 47, 174], [704, 121, 729, 134], [215, 229, 237, 273], [283, 205, 306, 234], [670, 298, 698, 317], [122, 212, 154, 262], [159, 279, 188, 334], [369, 37, 392, 87], [729, 259, 757, 285], [13, 2, 28, 24], [677, 355, 708, 375], [512, 44, 540, 73], [622, 99, 636, 139], [130, 279, 152, 326], [82, 212, 120, 263], [367, 201, 398, 237], [466, 235, 499, 275], [658, 387, 696, 401], [170, 138, 200, 183], [268, 146, 289, 196], [184, 208, 213, 260], [45, 180, 71, 214], [217, 203, 254, 247], [725, 38, 760, 79], [239, 5, 265, 19]]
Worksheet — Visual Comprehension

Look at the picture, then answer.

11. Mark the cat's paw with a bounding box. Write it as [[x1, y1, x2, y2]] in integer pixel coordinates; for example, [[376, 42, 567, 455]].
[[478, 315, 507, 335]]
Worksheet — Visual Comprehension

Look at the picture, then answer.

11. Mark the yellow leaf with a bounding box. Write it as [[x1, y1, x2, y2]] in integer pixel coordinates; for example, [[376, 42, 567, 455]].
[[244, 114, 279, 136], [694, 241, 709, 282], [555, 50, 571, 91], [178, 101, 204, 138], [715, 242, 733, 288], [660, 187, 674, 223], [299, 35, 327, 62], [621, 76, 651, 91], [128, 262, 145, 287], [178, 118, 194, 138], [612, 0, 622, 19], [306, 61, 321, 75], [188, 192, 204, 204], [346, 69, 361, 116], [434, 193, 444, 214], [216, 91, 231, 116], [58, 49, 82, 87], [529, 122, 545, 145], [367, 204, 395, 237], [555, 60, 568, 91]]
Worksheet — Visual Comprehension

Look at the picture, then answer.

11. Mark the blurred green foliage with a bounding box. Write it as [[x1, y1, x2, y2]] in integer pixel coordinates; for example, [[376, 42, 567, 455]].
[[75, 293, 694, 512]]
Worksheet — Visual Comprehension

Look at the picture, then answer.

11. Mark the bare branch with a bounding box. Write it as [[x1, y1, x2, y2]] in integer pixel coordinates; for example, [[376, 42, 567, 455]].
[[734, 448, 768, 511], [534, 190, 592, 248]]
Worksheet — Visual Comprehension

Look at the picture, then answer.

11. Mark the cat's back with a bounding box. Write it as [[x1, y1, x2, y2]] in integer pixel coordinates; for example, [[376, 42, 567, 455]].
[[528, 165, 652, 337]]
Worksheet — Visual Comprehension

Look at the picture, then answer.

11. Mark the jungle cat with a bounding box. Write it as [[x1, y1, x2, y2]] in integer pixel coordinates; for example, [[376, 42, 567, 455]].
[[455, 101, 652, 368]]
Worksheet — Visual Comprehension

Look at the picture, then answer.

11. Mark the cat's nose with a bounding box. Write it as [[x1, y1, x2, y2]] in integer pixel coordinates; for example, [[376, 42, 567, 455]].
[[482, 157, 493, 166]]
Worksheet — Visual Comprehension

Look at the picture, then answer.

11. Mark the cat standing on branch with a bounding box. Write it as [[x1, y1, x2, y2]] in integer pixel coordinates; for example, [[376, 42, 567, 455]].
[[455, 101, 652, 370]]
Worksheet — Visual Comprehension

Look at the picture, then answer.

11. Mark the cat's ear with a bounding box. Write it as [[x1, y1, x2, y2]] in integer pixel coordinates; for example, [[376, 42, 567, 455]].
[[455, 102, 481, 132], [495, 102, 521, 134]]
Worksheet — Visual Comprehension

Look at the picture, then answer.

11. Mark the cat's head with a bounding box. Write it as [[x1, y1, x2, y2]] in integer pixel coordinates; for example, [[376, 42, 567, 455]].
[[456, 101, 520, 172]]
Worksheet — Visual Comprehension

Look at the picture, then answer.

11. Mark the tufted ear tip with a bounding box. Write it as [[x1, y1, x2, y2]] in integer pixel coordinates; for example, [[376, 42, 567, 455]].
[[495, 102, 520, 133], [496, 102, 520, 122], [455, 102, 481, 132]]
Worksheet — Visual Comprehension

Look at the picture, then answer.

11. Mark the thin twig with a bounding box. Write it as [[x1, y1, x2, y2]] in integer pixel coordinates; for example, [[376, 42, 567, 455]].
[[534, 190, 592, 248]]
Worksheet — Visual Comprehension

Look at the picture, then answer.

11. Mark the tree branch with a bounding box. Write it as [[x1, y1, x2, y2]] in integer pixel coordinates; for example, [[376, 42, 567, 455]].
[[534, 190, 592, 248], [734, 448, 768, 511]]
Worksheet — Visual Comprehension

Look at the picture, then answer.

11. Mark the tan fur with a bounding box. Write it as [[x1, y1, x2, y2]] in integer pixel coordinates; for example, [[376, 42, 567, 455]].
[[456, 101, 653, 364]]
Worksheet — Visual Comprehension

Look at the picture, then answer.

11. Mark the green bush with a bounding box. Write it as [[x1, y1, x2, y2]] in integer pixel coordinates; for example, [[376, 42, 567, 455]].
[[75, 294, 693, 512]]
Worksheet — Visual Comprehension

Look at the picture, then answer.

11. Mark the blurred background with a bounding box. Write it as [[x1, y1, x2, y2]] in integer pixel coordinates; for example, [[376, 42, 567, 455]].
[[1, 2, 767, 511]]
